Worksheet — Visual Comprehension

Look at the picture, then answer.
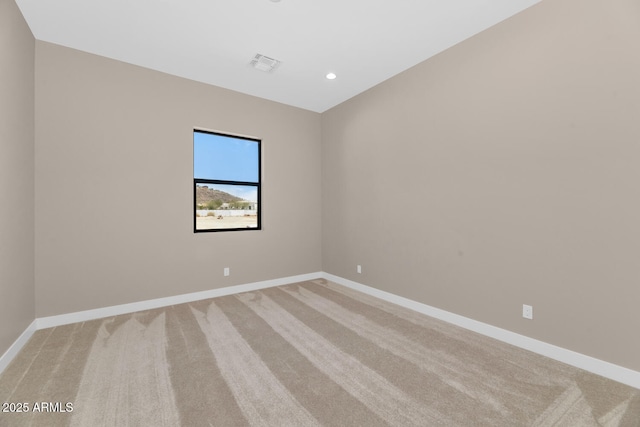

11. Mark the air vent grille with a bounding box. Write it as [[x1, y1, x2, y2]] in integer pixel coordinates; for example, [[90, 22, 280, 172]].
[[250, 54, 281, 73]]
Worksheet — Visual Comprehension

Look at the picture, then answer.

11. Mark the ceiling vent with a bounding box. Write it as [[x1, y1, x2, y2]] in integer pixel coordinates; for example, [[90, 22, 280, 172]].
[[250, 54, 281, 73]]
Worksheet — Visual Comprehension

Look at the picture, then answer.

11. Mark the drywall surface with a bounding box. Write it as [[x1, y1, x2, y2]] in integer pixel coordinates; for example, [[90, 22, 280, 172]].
[[35, 42, 322, 317], [322, 0, 640, 372], [0, 0, 35, 355]]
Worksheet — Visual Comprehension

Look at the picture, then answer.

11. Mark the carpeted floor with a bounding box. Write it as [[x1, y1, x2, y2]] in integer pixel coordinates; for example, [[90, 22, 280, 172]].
[[0, 279, 638, 426]]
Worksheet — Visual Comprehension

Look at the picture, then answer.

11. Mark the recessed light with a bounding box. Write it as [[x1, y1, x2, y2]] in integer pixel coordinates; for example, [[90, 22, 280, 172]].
[[326, 73, 337, 80]]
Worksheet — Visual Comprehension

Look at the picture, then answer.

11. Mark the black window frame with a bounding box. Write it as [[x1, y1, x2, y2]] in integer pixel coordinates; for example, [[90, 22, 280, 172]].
[[193, 129, 262, 233]]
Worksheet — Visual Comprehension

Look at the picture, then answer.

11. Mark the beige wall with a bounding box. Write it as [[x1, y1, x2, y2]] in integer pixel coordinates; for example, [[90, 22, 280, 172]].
[[322, 0, 640, 372], [0, 0, 35, 354], [34, 42, 322, 317]]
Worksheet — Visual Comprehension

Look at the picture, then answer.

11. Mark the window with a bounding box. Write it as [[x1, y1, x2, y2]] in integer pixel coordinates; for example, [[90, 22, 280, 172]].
[[194, 130, 261, 232]]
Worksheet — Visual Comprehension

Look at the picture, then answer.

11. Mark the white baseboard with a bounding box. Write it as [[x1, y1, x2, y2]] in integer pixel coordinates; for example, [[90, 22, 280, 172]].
[[0, 320, 38, 375], [322, 272, 640, 390], [1, 272, 321, 375], [4, 271, 639, 391], [37, 272, 323, 329]]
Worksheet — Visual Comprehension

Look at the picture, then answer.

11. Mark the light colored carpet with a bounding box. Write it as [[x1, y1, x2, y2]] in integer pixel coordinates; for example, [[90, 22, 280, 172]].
[[0, 279, 638, 426]]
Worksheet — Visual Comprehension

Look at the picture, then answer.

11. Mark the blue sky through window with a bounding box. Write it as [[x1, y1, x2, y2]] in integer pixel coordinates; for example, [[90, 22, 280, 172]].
[[194, 132, 259, 183]]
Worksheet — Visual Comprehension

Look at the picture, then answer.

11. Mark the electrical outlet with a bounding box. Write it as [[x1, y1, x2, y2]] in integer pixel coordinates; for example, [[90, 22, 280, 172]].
[[357, 265, 362, 274], [522, 304, 533, 320], [224, 267, 230, 277]]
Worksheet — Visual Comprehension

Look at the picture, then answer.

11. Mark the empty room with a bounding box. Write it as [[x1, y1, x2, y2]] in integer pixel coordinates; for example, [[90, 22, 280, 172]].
[[1, 0, 639, 425]]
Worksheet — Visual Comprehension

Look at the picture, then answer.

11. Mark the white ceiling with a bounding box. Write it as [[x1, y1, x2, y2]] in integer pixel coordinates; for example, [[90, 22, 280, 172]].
[[15, 0, 541, 113]]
